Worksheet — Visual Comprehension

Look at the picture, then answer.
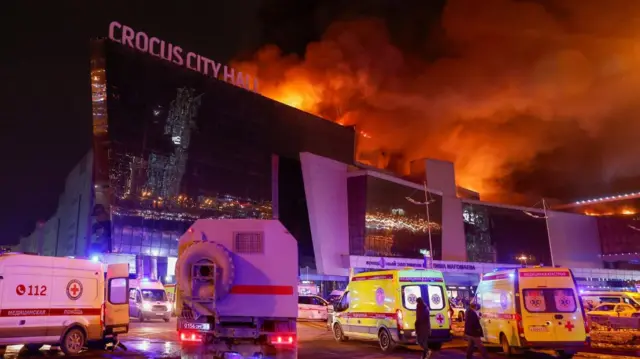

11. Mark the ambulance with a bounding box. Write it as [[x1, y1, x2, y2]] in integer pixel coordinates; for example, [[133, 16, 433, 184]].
[[0, 252, 130, 356], [128, 278, 172, 322], [475, 267, 588, 358], [331, 269, 452, 352]]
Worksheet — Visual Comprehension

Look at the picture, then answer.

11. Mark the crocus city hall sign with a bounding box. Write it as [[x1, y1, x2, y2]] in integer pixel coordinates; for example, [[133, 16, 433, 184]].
[[108, 21, 259, 93]]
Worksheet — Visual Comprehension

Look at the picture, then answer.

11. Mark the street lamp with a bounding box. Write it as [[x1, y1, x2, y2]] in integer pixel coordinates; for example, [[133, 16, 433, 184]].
[[522, 198, 555, 267], [406, 181, 435, 268]]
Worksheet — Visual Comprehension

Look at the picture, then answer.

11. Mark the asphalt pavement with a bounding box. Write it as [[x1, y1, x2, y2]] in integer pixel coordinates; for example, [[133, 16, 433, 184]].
[[2, 318, 637, 358]]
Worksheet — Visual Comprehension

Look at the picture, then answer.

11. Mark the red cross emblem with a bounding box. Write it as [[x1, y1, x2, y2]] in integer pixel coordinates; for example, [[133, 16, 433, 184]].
[[436, 313, 445, 325], [66, 279, 83, 300], [565, 321, 574, 332]]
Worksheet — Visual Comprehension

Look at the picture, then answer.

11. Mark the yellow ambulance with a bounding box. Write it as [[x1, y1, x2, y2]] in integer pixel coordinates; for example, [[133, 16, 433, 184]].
[[331, 269, 452, 352], [475, 267, 589, 358]]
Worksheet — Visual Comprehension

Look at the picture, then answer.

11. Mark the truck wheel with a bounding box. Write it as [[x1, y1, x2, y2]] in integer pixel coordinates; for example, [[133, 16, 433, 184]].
[[25, 344, 43, 353], [500, 333, 514, 356], [333, 323, 348, 342], [378, 328, 396, 352], [61, 328, 86, 355], [0, 345, 6, 356]]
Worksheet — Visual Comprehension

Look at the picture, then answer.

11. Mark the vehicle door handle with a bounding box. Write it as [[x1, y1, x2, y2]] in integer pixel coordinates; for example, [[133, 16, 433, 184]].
[[19, 320, 25, 325], [546, 321, 551, 325], [554, 314, 564, 320]]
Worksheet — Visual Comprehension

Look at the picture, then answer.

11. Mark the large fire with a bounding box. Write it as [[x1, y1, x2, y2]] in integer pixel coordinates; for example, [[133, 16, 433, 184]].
[[234, 0, 640, 202]]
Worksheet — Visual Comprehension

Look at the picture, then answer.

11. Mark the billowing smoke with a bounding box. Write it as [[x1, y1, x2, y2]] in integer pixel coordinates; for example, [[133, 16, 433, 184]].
[[234, 0, 640, 203]]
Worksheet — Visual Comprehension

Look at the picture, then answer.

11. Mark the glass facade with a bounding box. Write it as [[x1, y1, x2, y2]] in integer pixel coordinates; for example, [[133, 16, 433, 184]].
[[91, 39, 355, 262], [596, 216, 640, 255], [462, 202, 551, 265], [348, 175, 443, 260]]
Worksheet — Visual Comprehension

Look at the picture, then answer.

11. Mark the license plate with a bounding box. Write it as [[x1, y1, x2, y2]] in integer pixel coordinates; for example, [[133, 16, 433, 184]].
[[528, 325, 549, 332], [181, 322, 211, 331], [156, 313, 164, 316], [112, 326, 127, 333]]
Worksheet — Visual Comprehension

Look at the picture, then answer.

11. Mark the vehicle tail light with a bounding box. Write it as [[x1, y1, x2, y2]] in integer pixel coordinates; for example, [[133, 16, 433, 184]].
[[180, 331, 203, 342], [396, 309, 404, 330], [514, 313, 524, 336], [270, 335, 295, 345]]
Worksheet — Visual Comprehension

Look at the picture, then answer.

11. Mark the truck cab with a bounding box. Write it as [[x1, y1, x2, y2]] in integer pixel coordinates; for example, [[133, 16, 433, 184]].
[[129, 278, 172, 322]]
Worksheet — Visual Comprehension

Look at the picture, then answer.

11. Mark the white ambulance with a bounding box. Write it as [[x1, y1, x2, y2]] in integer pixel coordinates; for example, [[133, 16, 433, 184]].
[[475, 267, 588, 358], [128, 278, 172, 322], [0, 252, 130, 355]]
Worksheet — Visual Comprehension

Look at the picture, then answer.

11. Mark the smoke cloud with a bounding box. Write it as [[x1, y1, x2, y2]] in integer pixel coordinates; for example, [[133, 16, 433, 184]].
[[234, 0, 640, 203]]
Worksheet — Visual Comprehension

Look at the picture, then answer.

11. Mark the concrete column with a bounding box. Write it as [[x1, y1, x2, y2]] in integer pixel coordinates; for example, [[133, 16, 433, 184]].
[[150, 256, 158, 280], [136, 255, 145, 279]]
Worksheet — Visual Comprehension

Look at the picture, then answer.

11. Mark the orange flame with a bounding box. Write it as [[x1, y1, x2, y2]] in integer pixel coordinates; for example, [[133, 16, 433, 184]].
[[233, 2, 640, 203]]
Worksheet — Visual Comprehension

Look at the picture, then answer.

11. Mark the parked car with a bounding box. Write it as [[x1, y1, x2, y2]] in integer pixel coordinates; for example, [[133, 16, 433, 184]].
[[298, 295, 329, 321], [588, 303, 637, 318]]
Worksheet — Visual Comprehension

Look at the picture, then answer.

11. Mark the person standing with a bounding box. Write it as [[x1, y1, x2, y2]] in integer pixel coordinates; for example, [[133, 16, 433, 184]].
[[464, 303, 489, 359], [415, 297, 432, 359]]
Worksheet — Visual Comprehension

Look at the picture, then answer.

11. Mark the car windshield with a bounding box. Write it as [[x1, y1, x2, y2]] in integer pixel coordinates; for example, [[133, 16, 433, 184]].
[[141, 289, 167, 301]]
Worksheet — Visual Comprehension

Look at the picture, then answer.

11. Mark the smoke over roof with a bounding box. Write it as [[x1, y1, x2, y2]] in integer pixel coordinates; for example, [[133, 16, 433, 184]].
[[236, 0, 640, 204]]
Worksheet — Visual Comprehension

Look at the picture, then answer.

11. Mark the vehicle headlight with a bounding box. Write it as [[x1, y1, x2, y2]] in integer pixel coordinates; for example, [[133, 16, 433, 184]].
[[142, 302, 152, 311]]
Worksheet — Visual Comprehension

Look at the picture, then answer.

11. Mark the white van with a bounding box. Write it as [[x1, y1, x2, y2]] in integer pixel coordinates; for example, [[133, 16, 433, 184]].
[[128, 278, 172, 322], [475, 267, 588, 358], [0, 252, 130, 355]]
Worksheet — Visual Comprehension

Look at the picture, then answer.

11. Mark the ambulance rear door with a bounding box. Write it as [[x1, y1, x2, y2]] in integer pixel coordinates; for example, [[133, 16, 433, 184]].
[[519, 270, 585, 344], [399, 272, 449, 331], [105, 264, 129, 334]]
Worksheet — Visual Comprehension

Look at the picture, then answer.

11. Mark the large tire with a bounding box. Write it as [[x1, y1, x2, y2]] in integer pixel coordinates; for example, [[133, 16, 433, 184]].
[[378, 328, 396, 353], [176, 239, 235, 316], [61, 328, 85, 355], [501, 333, 514, 356], [333, 323, 347, 342]]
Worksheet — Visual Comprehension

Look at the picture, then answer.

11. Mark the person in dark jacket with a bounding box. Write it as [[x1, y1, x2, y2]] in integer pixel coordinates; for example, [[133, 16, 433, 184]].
[[464, 303, 489, 359], [415, 297, 432, 359]]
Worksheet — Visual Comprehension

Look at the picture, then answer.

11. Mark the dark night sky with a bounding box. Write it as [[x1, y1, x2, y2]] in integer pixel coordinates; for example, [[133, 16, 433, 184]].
[[0, 1, 444, 243]]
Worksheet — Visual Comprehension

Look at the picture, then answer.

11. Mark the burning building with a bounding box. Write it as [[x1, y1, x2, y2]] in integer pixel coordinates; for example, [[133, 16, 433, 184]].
[[14, 18, 640, 294], [555, 192, 640, 269]]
